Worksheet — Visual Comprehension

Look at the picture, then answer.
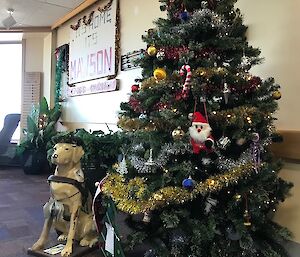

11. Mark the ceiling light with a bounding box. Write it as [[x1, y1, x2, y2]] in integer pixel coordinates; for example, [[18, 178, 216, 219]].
[[2, 9, 17, 29]]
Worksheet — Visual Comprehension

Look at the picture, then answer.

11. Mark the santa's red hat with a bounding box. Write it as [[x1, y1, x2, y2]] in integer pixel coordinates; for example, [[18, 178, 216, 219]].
[[192, 112, 207, 124]]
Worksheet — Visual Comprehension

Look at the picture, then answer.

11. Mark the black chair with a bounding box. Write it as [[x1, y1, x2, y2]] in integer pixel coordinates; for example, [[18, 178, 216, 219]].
[[0, 113, 21, 165]]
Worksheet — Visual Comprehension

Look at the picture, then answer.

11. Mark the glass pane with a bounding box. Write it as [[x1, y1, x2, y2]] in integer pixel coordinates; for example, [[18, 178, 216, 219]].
[[0, 43, 22, 142]]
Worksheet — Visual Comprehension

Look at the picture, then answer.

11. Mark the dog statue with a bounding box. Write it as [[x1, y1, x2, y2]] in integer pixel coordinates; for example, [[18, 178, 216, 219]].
[[31, 143, 98, 256]]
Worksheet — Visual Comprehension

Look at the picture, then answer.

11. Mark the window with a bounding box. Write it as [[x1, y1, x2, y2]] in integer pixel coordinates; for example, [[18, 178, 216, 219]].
[[0, 43, 22, 142]]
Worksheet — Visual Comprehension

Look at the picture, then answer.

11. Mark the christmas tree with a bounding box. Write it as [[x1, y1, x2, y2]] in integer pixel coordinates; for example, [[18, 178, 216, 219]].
[[101, 0, 293, 256]]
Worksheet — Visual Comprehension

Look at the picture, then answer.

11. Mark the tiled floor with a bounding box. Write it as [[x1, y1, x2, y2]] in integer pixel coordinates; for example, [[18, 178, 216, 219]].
[[0, 167, 102, 257]]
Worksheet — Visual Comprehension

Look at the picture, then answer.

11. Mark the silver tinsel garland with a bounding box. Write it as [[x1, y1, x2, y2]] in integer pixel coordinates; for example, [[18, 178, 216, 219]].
[[174, 6, 229, 38], [216, 138, 271, 171], [130, 142, 192, 173]]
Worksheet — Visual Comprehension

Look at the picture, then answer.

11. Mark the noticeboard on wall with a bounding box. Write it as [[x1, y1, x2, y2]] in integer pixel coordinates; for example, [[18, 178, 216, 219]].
[[69, 0, 118, 84]]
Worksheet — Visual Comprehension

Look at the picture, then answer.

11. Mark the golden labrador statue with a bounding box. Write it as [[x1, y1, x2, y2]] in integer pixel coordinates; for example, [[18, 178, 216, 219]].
[[30, 143, 98, 256]]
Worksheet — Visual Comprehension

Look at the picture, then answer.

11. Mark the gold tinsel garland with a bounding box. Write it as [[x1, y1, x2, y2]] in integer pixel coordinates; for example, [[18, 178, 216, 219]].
[[118, 116, 171, 132], [210, 106, 271, 128], [102, 162, 257, 214], [118, 105, 270, 132]]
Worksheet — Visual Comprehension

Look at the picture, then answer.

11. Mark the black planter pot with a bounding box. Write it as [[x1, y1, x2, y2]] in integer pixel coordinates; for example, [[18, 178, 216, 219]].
[[82, 161, 107, 196], [21, 149, 50, 175]]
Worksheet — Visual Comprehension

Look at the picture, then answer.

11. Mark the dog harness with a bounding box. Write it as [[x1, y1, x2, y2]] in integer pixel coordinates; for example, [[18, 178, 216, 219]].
[[47, 175, 89, 207]]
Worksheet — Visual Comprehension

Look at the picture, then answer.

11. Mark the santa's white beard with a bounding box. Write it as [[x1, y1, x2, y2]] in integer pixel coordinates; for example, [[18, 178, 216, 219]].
[[189, 126, 211, 143]]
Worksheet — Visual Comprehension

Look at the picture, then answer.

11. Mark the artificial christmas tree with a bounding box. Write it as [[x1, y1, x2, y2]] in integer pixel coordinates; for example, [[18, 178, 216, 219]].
[[100, 0, 293, 256]]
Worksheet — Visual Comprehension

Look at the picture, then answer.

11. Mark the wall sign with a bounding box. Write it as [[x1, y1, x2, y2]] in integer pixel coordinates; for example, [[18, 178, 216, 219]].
[[68, 79, 118, 97], [69, 0, 118, 84]]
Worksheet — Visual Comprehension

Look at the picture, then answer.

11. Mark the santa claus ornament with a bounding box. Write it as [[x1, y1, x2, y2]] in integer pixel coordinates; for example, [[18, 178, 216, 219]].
[[189, 112, 214, 154]]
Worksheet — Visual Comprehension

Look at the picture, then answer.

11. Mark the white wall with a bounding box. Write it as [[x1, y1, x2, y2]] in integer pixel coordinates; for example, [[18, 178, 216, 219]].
[[23, 32, 52, 100], [24, 35, 44, 73], [56, 0, 164, 131], [43, 33, 52, 101], [236, 0, 300, 131]]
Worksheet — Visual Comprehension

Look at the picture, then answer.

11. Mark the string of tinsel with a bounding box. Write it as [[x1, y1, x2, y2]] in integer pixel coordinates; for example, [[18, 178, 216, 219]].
[[130, 141, 191, 173], [102, 162, 257, 214], [210, 106, 270, 129], [118, 105, 269, 131], [174, 6, 229, 38], [217, 138, 271, 171], [70, 0, 113, 30], [55, 50, 63, 106]]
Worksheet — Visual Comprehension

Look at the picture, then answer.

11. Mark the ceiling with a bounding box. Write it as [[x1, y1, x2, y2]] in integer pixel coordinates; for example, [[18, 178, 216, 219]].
[[0, 0, 85, 28]]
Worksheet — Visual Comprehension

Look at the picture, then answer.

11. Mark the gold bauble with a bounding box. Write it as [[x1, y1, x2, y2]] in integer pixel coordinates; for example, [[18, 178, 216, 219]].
[[153, 68, 167, 81], [236, 138, 246, 146], [172, 127, 185, 140], [234, 194, 242, 201], [147, 46, 157, 56], [272, 90, 281, 100]]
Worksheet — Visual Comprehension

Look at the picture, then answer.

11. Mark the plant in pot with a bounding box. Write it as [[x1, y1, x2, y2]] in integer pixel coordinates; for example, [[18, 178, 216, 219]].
[[74, 128, 122, 195], [16, 97, 61, 174]]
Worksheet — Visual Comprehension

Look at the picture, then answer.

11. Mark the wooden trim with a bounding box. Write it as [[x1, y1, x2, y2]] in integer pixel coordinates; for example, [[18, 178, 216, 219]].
[[271, 130, 300, 160], [0, 27, 51, 33], [51, 0, 99, 30]]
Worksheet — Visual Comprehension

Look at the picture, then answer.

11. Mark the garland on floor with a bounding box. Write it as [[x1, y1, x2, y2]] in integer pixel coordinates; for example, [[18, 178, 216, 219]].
[[102, 162, 258, 214], [54, 44, 69, 105]]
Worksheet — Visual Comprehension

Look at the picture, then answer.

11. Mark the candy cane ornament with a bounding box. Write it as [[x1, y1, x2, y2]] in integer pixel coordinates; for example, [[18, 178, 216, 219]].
[[180, 64, 192, 99]]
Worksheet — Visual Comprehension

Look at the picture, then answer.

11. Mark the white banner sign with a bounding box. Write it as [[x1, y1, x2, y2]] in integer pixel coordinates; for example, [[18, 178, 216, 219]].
[[69, 0, 117, 84], [68, 79, 118, 97]]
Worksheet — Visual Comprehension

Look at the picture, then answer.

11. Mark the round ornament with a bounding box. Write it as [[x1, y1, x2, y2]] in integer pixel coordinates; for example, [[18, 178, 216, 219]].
[[188, 113, 194, 120], [236, 138, 246, 146], [156, 49, 165, 61], [139, 113, 148, 120], [131, 84, 139, 93], [272, 90, 281, 100], [153, 68, 167, 81], [180, 10, 189, 21], [147, 46, 157, 56], [182, 176, 195, 190], [172, 126, 185, 140]]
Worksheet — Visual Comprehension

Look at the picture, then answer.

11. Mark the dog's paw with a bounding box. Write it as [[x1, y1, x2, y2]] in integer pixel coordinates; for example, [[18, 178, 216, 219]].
[[57, 234, 68, 241], [61, 245, 72, 257], [79, 238, 90, 247]]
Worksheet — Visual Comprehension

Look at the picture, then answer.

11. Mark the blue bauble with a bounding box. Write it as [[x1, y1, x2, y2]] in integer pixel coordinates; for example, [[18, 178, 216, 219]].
[[180, 10, 189, 22], [182, 177, 194, 190]]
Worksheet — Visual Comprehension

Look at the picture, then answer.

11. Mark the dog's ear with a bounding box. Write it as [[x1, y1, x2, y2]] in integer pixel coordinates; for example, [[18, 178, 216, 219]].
[[72, 145, 84, 164]]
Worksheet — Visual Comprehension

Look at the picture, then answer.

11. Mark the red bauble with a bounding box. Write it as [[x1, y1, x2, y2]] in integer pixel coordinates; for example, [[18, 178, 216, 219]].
[[131, 84, 139, 93]]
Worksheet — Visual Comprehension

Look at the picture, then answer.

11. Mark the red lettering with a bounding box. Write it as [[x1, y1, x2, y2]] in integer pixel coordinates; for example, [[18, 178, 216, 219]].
[[70, 59, 77, 81], [97, 50, 103, 74], [89, 53, 96, 76], [104, 47, 112, 72], [77, 57, 83, 78]]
